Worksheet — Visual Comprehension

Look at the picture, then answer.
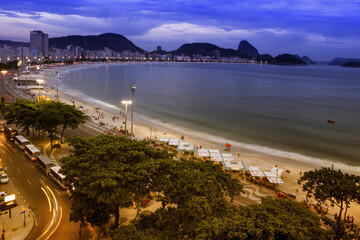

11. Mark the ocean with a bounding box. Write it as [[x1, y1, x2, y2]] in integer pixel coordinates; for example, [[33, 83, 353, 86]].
[[59, 62, 360, 169]]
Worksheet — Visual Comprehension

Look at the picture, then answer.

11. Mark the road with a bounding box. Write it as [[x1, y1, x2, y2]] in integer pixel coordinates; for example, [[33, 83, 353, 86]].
[[0, 120, 100, 239]]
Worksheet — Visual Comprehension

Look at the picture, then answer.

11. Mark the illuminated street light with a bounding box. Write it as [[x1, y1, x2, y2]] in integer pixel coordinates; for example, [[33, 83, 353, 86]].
[[130, 83, 136, 135], [36, 79, 44, 101], [1, 70, 7, 84], [121, 100, 132, 134]]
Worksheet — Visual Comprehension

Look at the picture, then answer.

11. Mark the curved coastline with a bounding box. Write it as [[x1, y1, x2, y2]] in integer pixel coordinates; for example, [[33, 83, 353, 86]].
[[37, 62, 360, 174]]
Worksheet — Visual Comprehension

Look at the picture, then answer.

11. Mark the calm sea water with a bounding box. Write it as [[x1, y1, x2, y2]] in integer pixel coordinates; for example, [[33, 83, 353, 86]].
[[60, 62, 360, 168]]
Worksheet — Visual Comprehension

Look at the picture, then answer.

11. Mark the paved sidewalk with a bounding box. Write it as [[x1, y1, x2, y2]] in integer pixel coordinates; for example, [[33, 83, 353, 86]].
[[1, 175, 34, 240], [0, 204, 34, 240]]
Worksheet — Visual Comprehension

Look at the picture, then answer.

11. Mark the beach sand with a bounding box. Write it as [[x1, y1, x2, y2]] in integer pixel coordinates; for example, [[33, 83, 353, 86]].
[[23, 62, 360, 225]]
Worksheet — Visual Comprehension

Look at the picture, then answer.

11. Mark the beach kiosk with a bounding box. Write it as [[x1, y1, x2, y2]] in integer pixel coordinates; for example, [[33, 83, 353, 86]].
[[209, 149, 222, 163], [24, 144, 41, 161], [222, 160, 245, 173]]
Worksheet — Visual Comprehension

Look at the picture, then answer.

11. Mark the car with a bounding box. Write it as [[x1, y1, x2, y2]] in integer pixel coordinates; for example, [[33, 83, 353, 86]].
[[0, 173, 8, 184], [0, 166, 4, 174]]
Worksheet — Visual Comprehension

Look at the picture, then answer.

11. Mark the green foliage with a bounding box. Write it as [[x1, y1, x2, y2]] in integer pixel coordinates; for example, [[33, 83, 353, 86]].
[[0, 61, 19, 69], [298, 167, 360, 239], [114, 197, 326, 240], [0, 96, 6, 116], [3, 100, 87, 147], [61, 135, 173, 228]]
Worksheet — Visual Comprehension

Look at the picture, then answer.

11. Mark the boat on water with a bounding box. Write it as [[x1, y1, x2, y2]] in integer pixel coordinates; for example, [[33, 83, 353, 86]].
[[327, 120, 336, 124]]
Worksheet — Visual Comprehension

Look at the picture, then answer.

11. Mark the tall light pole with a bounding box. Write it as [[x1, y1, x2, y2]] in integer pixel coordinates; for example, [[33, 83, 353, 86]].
[[56, 72, 59, 101], [121, 100, 132, 134], [1, 70, 7, 84], [131, 83, 136, 135], [36, 79, 44, 102]]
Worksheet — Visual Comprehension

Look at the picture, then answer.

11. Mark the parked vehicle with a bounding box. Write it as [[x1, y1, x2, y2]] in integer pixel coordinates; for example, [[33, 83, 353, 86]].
[[0, 166, 4, 174], [14, 135, 30, 150], [0, 173, 9, 184], [24, 144, 41, 161], [3, 124, 18, 141], [49, 166, 67, 190], [37, 155, 56, 175]]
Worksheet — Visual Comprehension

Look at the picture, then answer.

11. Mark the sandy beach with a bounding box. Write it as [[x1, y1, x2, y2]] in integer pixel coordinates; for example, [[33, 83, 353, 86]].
[[20, 62, 360, 224]]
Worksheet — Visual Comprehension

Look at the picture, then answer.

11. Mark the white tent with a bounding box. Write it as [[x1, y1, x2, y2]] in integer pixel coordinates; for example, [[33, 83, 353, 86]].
[[267, 176, 284, 184], [211, 156, 223, 162], [249, 170, 265, 177], [197, 149, 210, 157], [168, 139, 179, 146], [159, 138, 169, 143], [177, 142, 196, 152], [221, 153, 234, 161], [271, 167, 284, 177], [247, 165, 260, 171], [222, 160, 245, 171]]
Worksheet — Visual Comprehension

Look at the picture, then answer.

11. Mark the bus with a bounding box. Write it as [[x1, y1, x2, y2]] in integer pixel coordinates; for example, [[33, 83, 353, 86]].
[[4, 124, 18, 141], [14, 135, 30, 150], [36, 155, 56, 175], [24, 144, 41, 161], [49, 166, 67, 189]]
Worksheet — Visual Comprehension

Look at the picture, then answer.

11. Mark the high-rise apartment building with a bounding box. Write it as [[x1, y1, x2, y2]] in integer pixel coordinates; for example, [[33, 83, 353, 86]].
[[30, 30, 49, 57]]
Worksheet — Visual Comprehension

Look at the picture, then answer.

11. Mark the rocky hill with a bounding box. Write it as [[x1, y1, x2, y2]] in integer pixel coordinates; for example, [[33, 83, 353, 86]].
[[328, 57, 360, 65], [342, 61, 360, 68], [49, 33, 144, 53], [170, 43, 242, 57], [0, 40, 28, 47], [272, 54, 307, 65], [237, 40, 259, 58], [294, 55, 316, 64]]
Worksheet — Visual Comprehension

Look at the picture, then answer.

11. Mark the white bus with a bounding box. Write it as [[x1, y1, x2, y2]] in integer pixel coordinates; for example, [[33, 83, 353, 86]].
[[14, 135, 30, 150], [49, 166, 67, 190], [36, 155, 56, 175], [24, 144, 41, 161]]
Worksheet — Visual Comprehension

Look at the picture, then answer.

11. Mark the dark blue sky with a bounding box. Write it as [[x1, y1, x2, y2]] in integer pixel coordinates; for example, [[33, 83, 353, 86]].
[[1, 0, 359, 60]]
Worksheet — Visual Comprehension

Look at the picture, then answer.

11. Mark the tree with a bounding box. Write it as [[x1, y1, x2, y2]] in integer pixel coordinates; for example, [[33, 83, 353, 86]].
[[61, 135, 173, 229], [37, 101, 64, 148], [298, 167, 360, 239], [58, 102, 87, 143], [113, 197, 326, 240]]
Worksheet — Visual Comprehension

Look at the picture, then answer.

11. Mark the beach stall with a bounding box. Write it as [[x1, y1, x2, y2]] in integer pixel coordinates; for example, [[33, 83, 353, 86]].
[[221, 153, 235, 161], [222, 160, 245, 172], [263, 171, 284, 184], [159, 138, 169, 143], [177, 141, 196, 152], [246, 165, 265, 180], [197, 149, 210, 157], [168, 138, 179, 146], [197, 149, 210, 161], [209, 149, 222, 163]]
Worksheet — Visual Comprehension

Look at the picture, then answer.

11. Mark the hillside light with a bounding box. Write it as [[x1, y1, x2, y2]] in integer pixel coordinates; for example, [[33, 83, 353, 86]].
[[121, 100, 132, 134], [36, 79, 44, 102], [130, 83, 136, 135]]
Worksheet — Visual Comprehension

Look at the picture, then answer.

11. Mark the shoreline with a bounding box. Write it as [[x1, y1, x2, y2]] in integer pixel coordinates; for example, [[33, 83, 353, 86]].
[[28, 62, 360, 174], [21, 61, 360, 224]]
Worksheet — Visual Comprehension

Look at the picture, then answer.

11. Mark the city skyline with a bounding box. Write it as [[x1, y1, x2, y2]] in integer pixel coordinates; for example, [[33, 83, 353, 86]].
[[0, 0, 359, 60]]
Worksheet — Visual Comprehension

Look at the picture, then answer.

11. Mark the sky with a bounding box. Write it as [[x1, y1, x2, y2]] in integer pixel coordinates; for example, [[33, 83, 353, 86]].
[[0, 0, 359, 60]]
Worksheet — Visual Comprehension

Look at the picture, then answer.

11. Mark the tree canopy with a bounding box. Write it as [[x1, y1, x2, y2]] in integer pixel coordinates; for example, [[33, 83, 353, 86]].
[[298, 167, 360, 239], [4, 99, 87, 147]]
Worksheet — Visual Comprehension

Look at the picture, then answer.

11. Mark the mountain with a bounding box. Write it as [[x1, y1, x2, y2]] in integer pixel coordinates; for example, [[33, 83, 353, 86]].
[[237, 40, 259, 58], [342, 62, 360, 68], [170, 43, 243, 57], [256, 54, 273, 63], [272, 54, 307, 65], [49, 33, 144, 53], [0, 40, 29, 47], [328, 57, 360, 66], [294, 55, 316, 64]]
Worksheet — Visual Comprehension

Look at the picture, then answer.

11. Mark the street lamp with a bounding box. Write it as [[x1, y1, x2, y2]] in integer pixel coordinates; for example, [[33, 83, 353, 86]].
[[36, 79, 44, 102], [121, 100, 132, 134], [56, 72, 59, 101], [1, 70, 7, 84], [130, 83, 136, 135]]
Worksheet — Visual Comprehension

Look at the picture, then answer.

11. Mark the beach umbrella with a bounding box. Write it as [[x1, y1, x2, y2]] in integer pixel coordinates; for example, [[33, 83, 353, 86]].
[[225, 143, 232, 147]]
